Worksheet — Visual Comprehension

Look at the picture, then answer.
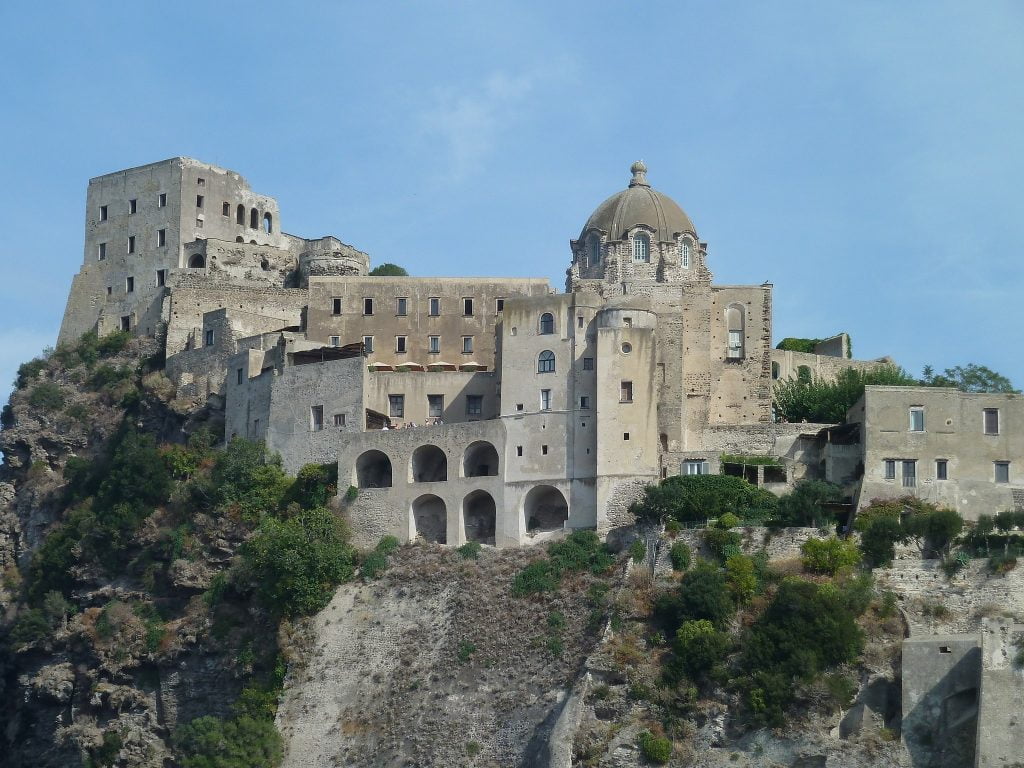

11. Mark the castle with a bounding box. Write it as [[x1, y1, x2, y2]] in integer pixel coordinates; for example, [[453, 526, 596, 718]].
[[59, 158, 1023, 547]]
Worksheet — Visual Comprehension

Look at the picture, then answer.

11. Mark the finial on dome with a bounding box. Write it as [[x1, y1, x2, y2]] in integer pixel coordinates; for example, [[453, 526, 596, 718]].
[[629, 160, 649, 187]]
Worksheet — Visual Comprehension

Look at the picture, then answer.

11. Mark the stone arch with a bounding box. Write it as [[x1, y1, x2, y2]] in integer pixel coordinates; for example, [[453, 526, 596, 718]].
[[462, 441, 499, 477], [355, 449, 392, 488], [250, 207, 259, 229], [524, 485, 568, 532], [463, 490, 496, 544], [236, 204, 245, 225], [263, 212, 273, 234], [411, 444, 447, 482], [235, 236, 244, 243], [726, 303, 745, 359], [188, 253, 206, 268], [412, 494, 447, 544]]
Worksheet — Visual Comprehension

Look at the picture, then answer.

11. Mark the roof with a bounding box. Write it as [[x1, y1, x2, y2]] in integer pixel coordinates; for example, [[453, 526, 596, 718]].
[[580, 161, 696, 242]]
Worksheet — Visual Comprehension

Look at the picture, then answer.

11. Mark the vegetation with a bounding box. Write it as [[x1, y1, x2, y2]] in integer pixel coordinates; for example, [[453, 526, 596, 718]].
[[368, 262, 409, 276], [668, 541, 691, 571], [773, 480, 845, 527], [637, 730, 672, 764], [512, 530, 614, 596], [656, 561, 735, 631], [173, 714, 283, 768], [28, 381, 65, 411], [457, 540, 482, 559], [773, 364, 917, 423], [855, 497, 964, 566], [631, 474, 778, 524], [630, 538, 646, 563], [800, 537, 861, 575], [920, 363, 1018, 393]]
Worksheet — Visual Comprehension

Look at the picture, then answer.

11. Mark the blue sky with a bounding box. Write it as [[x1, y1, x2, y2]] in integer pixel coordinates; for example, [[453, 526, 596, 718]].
[[1, 1, 1022, 407]]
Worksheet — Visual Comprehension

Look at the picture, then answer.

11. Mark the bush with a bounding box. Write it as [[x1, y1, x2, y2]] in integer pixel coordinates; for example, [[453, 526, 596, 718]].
[[368, 263, 409, 276], [15, 357, 48, 389], [512, 560, 558, 597], [86, 363, 134, 391], [211, 439, 291, 518], [631, 474, 778, 524], [547, 530, 615, 576], [173, 715, 283, 768], [1, 404, 15, 428], [716, 512, 741, 529], [28, 381, 65, 411], [773, 365, 918, 424], [656, 562, 734, 631], [725, 554, 758, 603], [9, 609, 51, 646], [859, 516, 905, 568], [377, 535, 400, 555], [669, 541, 691, 571], [774, 481, 845, 527], [638, 731, 672, 764], [801, 537, 861, 575], [457, 540, 481, 560], [630, 538, 646, 563], [670, 619, 730, 681], [704, 527, 741, 562], [282, 463, 338, 510], [92, 730, 123, 766], [360, 551, 387, 580]]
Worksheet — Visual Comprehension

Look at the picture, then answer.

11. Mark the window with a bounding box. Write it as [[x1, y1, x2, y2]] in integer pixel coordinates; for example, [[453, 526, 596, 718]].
[[222, 202, 230, 216], [623, 433, 630, 441], [100, 205, 108, 221], [632, 233, 650, 262], [542, 445, 549, 455], [984, 408, 1000, 435], [620, 380, 633, 403], [516, 403, 524, 411], [120, 316, 131, 331], [428, 395, 443, 419], [517, 446, 523, 456], [158, 193, 167, 208], [129, 198, 137, 215], [578, 316, 584, 329], [496, 298, 505, 313], [580, 396, 590, 409], [462, 336, 473, 354], [902, 460, 916, 487], [466, 395, 482, 417], [463, 298, 473, 316], [125, 276, 134, 293], [396, 336, 406, 353], [128, 235, 136, 254], [363, 335, 374, 353], [195, 218, 204, 228], [884, 459, 896, 480], [389, 395, 405, 418], [540, 389, 551, 410], [995, 462, 1010, 483], [250, 208, 259, 229], [587, 234, 601, 266], [263, 213, 273, 234], [197, 177, 205, 186], [680, 239, 691, 268], [621, 342, 632, 354], [429, 297, 440, 316], [684, 460, 709, 475], [583, 357, 594, 371], [236, 204, 245, 225], [196, 195, 204, 209], [428, 335, 440, 353], [771, 361, 780, 379], [329, 336, 340, 347], [106, 286, 112, 296], [333, 413, 346, 427], [310, 405, 324, 432], [157, 229, 166, 247], [909, 407, 925, 432], [236, 368, 244, 385], [397, 297, 408, 316], [156, 269, 166, 287], [332, 297, 342, 315], [726, 304, 745, 359], [539, 312, 554, 334], [936, 459, 948, 480], [538, 350, 555, 373], [204, 329, 214, 347], [97, 242, 106, 260], [623, 317, 632, 328], [363, 297, 373, 315]]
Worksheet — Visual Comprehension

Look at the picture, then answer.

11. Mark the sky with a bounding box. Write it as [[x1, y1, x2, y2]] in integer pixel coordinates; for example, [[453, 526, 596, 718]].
[[1, 1, 1022, 409]]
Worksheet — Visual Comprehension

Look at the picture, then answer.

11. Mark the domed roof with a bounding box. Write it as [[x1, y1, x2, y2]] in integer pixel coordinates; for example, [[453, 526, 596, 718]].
[[581, 162, 695, 242]]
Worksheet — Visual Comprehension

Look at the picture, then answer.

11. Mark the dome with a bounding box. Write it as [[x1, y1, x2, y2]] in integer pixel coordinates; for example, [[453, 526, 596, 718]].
[[580, 161, 695, 242]]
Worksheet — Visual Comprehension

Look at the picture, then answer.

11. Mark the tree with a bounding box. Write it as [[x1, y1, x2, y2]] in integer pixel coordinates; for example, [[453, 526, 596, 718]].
[[774, 481, 845, 526], [903, 507, 963, 557], [672, 619, 730, 681], [630, 474, 777, 524], [800, 537, 861, 575], [656, 562, 735, 631], [921, 363, 1018, 393], [368, 263, 408, 276], [773, 365, 917, 424], [859, 516, 905, 567]]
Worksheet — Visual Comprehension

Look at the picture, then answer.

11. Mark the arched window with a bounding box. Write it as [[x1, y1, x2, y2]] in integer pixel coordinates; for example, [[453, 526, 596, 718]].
[[235, 236, 244, 243], [263, 212, 273, 234], [236, 204, 245, 225], [250, 208, 259, 229], [587, 235, 601, 267], [679, 238, 691, 268], [539, 312, 554, 335], [726, 304, 745, 360], [632, 233, 650, 262], [188, 253, 206, 268], [538, 350, 555, 373]]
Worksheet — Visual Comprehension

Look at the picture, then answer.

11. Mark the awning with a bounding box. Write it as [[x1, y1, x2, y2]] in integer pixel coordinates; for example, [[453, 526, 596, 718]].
[[396, 361, 425, 371], [427, 361, 457, 371]]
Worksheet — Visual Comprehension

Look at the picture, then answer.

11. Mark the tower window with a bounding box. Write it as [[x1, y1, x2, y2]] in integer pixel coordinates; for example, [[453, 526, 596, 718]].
[[632, 233, 650, 262], [539, 312, 554, 334], [128, 235, 136, 254], [332, 297, 342, 315], [363, 297, 374, 315], [583, 357, 594, 371], [396, 336, 407, 353], [196, 195, 204, 209], [125, 276, 134, 293], [100, 205, 108, 221], [909, 407, 925, 432], [158, 193, 167, 208], [310, 405, 324, 432], [97, 242, 106, 260], [496, 298, 505, 313], [363, 336, 374, 353], [397, 297, 408, 316], [156, 269, 166, 287], [680, 239, 691, 268], [995, 461, 1010, 483], [157, 229, 166, 247], [463, 298, 473, 316], [936, 459, 948, 480], [983, 408, 1000, 435], [540, 389, 551, 410], [620, 381, 633, 403], [129, 199, 137, 214], [588, 234, 601, 266], [204, 329, 214, 347], [462, 336, 473, 354], [222, 202, 230, 216], [726, 304, 745, 359], [538, 350, 555, 373]]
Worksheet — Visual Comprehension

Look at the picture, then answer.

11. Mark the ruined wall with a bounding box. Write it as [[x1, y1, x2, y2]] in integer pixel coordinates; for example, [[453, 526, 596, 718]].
[[184, 239, 297, 287], [975, 619, 1024, 767], [772, 348, 890, 383]]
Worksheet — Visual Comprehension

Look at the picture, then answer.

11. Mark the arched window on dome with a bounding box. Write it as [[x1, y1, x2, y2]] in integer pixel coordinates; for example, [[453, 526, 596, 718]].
[[679, 238, 691, 268], [726, 304, 745, 360], [538, 350, 555, 373], [539, 312, 554, 335], [587, 234, 601, 267], [632, 233, 650, 262]]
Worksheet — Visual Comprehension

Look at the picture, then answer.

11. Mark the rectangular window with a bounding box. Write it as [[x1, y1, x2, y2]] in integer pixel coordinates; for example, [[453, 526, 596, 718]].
[[396, 336, 406, 353], [222, 202, 230, 216], [129, 198, 137, 214], [580, 395, 590, 409], [496, 298, 505, 313], [196, 195, 204, 209], [333, 413, 346, 427], [542, 445, 549, 455], [396, 297, 408, 316], [583, 357, 594, 371], [363, 297, 373, 315], [332, 297, 342, 315], [128, 235, 136, 254], [120, 315, 131, 331], [909, 407, 925, 432], [516, 403, 524, 411], [620, 380, 633, 403], [310, 405, 324, 432], [577, 315, 584, 329], [540, 388, 551, 410], [429, 297, 440, 316], [125, 276, 134, 293], [252, 418, 260, 436], [204, 329, 214, 347], [623, 432, 630, 441], [429, 335, 440, 354], [884, 459, 896, 480], [196, 218, 203, 228], [727, 330, 743, 359], [516, 445, 523, 456], [462, 336, 473, 354], [100, 204, 108, 221], [463, 298, 473, 316], [466, 395, 483, 417], [983, 408, 1000, 435], [157, 229, 166, 247], [995, 461, 1010, 484], [936, 459, 948, 480], [362, 335, 374, 353], [197, 177, 205, 186], [684, 460, 709, 476], [388, 394, 405, 418], [158, 193, 167, 208], [329, 336, 340, 347], [97, 242, 106, 260], [428, 394, 444, 419], [106, 286, 112, 296], [902, 460, 917, 487], [236, 368, 244, 385]]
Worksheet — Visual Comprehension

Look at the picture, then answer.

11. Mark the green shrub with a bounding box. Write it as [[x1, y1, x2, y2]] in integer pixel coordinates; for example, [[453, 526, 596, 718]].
[[548, 530, 615, 575], [656, 561, 734, 631], [776, 337, 822, 354], [282, 462, 338, 510], [512, 560, 558, 596], [630, 474, 778, 524], [670, 619, 730, 682], [457, 641, 476, 663], [211, 439, 291, 518], [630, 538, 646, 563], [28, 381, 65, 411], [92, 730, 124, 766], [360, 551, 387, 579], [15, 357, 48, 389], [173, 715, 283, 768], [457, 540, 481, 559], [824, 672, 858, 709], [547, 610, 566, 632], [800, 537, 861, 575], [773, 365, 917, 424], [344, 485, 358, 502], [665, 519, 681, 537], [86, 363, 134, 391], [904, 507, 963, 557], [859, 515, 905, 568], [376, 535, 400, 555], [725, 554, 758, 603], [774, 481, 845, 527], [989, 554, 1017, 574], [2, 404, 15, 428], [669, 541, 691, 571], [465, 741, 481, 757], [368, 263, 409, 276], [638, 731, 672, 764], [716, 512, 741, 530], [546, 635, 564, 657], [9, 609, 52, 646], [704, 527, 741, 562]]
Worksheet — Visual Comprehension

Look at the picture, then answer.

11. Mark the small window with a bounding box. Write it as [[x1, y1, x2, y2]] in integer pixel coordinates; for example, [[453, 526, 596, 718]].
[[100, 205, 108, 221], [684, 460, 709, 476], [496, 298, 505, 313], [196, 195, 204, 209], [620, 380, 633, 403], [158, 193, 167, 208], [516, 403, 524, 411], [623, 433, 630, 441], [332, 297, 342, 315], [197, 177, 205, 186], [983, 408, 1000, 435], [466, 395, 483, 417], [517, 445, 523, 456], [587, 234, 601, 267], [902, 460, 917, 487], [396, 297, 408, 316], [884, 459, 896, 480], [128, 235, 136, 254], [429, 297, 440, 316], [128, 198, 137, 214], [577, 315, 584, 329], [909, 408, 925, 432], [236, 368, 244, 385], [329, 336, 340, 347], [463, 298, 473, 316], [540, 389, 551, 410], [462, 336, 473, 354], [222, 202, 230, 216], [157, 229, 166, 247], [263, 212, 273, 234], [539, 312, 554, 334], [97, 242, 106, 260], [363, 335, 374, 353], [542, 445, 549, 455], [583, 357, 594, 371], [621, 342, 632, 354], [726, 305, 745, 359], [538, 350, 555, 373], [204, 329, 214, 347], [632, 233, 650, 262], [310, 405, 324, 432], [580, 396, 590, 409], [396, 336, 407, 353], [106, 286, 112, 296], [995, 461, 1010, 484], [680, 238, 691, 268], [333, 413, 346, 427], [250, 208, 259, 229], [156, 269, 166, 287], [428, 394, 443, 419], [120, 315, 131, 331], [623, 317, 632, 328], [125, 276, 134, 293], [236, 204, 245, 225], [389, 394, 405, 418], [771, 361, 780, 379], [429, 335, 440, 354], [195, 218, 204, 228], [936, 459, 948, 480], [363, 298, 374, 315]]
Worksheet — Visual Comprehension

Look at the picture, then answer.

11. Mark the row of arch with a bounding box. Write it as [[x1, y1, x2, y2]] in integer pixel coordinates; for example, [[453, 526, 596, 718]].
[[583, 233, 693, 267], [355, 441, 499, 488], [410, 485, 569, 544], [230, 203, 273, 234]]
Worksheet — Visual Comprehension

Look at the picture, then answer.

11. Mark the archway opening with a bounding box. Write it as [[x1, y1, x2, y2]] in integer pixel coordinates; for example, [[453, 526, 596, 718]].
[[463, 441, 499, 477], [250, 207, 259, 229], [188, 253, 206, 268], [355, 450, 392, 488], [524, 485, 568, 532], [236, 204, 245, 225], [412, 494, 447, 544], [463, 490, 496, 545], [412, 444, 447, 482], [263, 212, 273, 234]]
